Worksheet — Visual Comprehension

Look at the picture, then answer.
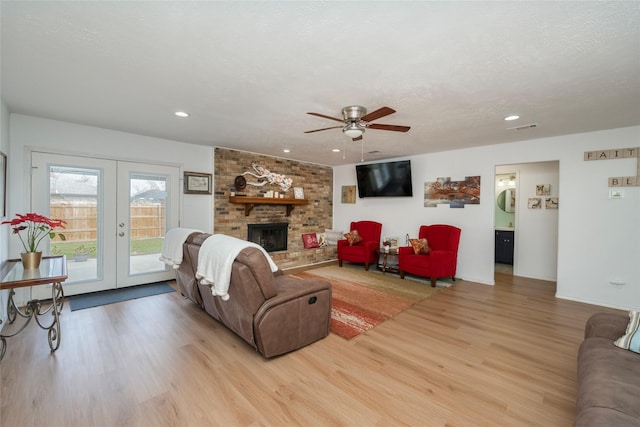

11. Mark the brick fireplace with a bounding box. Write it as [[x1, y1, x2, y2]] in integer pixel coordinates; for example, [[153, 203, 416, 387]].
[[213, 148, 336, 269]]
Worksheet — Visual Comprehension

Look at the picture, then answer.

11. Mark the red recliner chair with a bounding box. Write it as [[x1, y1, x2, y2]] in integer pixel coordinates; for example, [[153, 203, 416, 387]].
[[337, 220, 382, 271], [398, 224, 461, 287]]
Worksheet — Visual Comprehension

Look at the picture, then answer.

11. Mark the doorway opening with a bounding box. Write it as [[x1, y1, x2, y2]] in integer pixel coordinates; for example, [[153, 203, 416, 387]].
[[494, 161, 559, 283]]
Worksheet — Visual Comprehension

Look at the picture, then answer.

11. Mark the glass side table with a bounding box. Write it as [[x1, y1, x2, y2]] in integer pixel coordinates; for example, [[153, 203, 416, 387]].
[[0, 255, 67, 362], [378, 246, 399, 274]]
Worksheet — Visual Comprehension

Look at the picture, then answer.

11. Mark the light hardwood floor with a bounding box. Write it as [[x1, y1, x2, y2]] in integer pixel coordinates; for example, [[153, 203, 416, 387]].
[[0, 271, 624, 426]]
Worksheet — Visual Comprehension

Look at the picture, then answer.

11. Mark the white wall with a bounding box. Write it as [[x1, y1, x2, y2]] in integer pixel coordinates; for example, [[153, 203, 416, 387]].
[[334, 126, 640, 310], [9, 114, 213, 234], [510, 161, 559, 281], [0, 100, 10, 325]]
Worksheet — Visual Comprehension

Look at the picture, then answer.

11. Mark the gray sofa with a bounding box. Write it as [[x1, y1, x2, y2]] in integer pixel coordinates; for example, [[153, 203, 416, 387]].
[[576, 312, 640, 426]]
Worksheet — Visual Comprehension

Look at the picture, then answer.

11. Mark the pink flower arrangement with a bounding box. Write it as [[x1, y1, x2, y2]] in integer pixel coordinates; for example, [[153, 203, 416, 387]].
[[2, 212, 67, 253]]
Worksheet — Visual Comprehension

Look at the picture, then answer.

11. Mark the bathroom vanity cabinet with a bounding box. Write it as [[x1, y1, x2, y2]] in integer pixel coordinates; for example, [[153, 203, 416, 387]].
[[495, 229, 514, 265]]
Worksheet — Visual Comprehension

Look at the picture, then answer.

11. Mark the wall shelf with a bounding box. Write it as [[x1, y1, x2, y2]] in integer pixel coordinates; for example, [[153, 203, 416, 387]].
[[229, 196, 308, 216]]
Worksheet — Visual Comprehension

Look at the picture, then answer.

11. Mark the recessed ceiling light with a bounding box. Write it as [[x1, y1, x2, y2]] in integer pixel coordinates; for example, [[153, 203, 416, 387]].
[[504, 114, 520, 121], [174, 111, 189, 118], [332, 149, 340, 152], [283, 149, 290, 153]]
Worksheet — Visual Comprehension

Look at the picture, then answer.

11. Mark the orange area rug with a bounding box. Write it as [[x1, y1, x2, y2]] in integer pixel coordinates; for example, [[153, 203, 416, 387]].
[[290, 265, 446, 339]]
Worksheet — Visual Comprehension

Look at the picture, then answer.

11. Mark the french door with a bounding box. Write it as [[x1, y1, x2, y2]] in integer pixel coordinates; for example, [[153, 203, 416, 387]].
[[31, 152, 180, 298]]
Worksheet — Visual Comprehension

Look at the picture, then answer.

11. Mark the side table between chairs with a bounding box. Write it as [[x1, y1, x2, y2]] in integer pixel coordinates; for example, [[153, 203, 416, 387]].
[[378, 246, 399, 274]]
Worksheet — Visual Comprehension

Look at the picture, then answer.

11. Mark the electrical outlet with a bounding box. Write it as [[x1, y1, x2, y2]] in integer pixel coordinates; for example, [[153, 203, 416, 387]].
[[609, 189, 624, 199]]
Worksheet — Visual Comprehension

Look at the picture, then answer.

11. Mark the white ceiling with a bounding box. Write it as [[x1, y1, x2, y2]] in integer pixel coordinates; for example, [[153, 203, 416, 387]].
[[2, 1, 639, 166]]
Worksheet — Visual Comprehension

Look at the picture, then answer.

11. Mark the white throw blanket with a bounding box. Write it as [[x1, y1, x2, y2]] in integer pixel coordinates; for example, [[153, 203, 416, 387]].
[[195, 234, 278, 301], [159, 227, 203, 269]]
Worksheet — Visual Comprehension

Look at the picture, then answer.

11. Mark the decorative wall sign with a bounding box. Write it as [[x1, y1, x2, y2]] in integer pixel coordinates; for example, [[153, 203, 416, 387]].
[[584, 147, 640, 187], [184, 171, 212, 194], [424, 176, 481, 208], [528, 198, 542, 209], [294, 187, 305, 199], [341, 185, 356, 203]]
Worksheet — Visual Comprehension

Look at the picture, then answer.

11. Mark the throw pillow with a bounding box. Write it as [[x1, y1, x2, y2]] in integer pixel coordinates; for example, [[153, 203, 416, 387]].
[[344, 229, 363, 246], [409, 238, 430, 255], [317, 232, 327, 247], [614, 310, 640, 353], [324, 229, 343, 246], [301, 233, 320, 249]]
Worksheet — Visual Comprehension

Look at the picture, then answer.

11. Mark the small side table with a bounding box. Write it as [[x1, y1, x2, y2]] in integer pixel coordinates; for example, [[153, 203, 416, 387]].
[[378, 246, 399, 274], [0, 255, 67, 362]]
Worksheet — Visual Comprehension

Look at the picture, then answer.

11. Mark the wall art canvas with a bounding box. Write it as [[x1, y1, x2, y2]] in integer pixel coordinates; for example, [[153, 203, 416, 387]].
[[424, 176, 481, 208], [528, 198, 542, 209], [545, 197, 559, 209], [536, 184, 551, 195], [341, 185, 356, 203]]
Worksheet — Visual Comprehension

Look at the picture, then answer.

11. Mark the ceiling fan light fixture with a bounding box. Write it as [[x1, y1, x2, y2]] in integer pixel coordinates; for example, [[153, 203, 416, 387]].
[[343, 123, 364, 139]]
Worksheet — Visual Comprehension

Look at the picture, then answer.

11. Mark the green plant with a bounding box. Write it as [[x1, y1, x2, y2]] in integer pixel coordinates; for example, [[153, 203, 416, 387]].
[[75, 245, 88, 254]]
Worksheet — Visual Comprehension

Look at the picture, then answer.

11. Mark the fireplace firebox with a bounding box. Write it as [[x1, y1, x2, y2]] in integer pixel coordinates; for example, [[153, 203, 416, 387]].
[[247, 223, 288, 252]]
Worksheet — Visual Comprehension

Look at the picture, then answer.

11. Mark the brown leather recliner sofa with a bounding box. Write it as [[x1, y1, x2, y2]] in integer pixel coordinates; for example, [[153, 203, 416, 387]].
[[174, 232, 332, 358], [575, 313, 640, 426]]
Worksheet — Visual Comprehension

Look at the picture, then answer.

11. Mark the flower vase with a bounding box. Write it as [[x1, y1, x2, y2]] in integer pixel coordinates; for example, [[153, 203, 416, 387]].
[[21, 252, 42, 269]]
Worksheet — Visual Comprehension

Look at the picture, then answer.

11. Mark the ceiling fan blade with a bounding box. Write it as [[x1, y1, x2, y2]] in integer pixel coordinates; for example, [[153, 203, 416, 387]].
[[367, 123, 411, 132], [307, 112, 344, 123], [361, 106, 396, 122], [304, 125, 343, 134], [352, 135, 363, 141]]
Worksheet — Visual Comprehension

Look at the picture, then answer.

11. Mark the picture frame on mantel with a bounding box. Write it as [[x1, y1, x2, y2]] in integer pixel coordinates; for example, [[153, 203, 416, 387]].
[[184, 171, 212, 194], [294, 187, 305, 199]]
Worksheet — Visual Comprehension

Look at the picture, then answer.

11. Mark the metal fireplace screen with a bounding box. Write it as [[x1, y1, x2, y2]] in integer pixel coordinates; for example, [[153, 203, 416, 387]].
[[247, 223, 288, 252]]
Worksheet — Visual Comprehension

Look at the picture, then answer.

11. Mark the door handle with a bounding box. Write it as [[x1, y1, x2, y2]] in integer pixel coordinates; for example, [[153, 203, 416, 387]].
[[118, 232, 125, 237], [119, 223, 125, 228]]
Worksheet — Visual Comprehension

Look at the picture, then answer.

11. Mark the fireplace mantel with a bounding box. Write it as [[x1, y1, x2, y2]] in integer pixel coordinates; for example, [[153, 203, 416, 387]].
[[229, 196, 308, 216]]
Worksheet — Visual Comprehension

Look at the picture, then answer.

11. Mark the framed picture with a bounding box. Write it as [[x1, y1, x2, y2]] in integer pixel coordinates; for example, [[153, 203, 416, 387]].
[[0, 151, 6, 218], [341, 185, 356, 203], [294, 187, 305, 199], [536, 184, 551, 196], [545, 197, 559, 209], [383, 236, 399, 248], [528, 198, 542, 209], [184, 171, 212, 194]]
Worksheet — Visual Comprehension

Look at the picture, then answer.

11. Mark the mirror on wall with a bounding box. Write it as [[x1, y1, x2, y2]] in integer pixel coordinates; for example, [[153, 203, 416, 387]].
[[497, 188, 516, 212]]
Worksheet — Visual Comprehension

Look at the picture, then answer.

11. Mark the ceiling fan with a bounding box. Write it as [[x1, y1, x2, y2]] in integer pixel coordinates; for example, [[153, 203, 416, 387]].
[[304, 105, 411, 141]]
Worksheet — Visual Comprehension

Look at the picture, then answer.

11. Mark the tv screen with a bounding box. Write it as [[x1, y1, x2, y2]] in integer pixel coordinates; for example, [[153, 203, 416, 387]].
[[356, 160, 413, 198]]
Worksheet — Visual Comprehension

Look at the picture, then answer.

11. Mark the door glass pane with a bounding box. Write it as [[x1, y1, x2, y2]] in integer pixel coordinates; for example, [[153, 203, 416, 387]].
[[129, 173, 168, 276], [49, 166, 101, 284]]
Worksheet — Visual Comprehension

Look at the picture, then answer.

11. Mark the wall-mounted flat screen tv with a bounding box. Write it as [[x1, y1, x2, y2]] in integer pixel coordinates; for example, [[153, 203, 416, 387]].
[[355, 160, 413, 198]]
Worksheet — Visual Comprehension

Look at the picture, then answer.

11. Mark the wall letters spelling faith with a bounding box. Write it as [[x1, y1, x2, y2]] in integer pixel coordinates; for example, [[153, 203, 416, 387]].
[[584, 147, 640, 187]]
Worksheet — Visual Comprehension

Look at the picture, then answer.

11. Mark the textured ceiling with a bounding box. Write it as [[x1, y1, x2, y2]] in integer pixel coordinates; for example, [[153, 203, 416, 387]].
[[2, 1, 639, 166]]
